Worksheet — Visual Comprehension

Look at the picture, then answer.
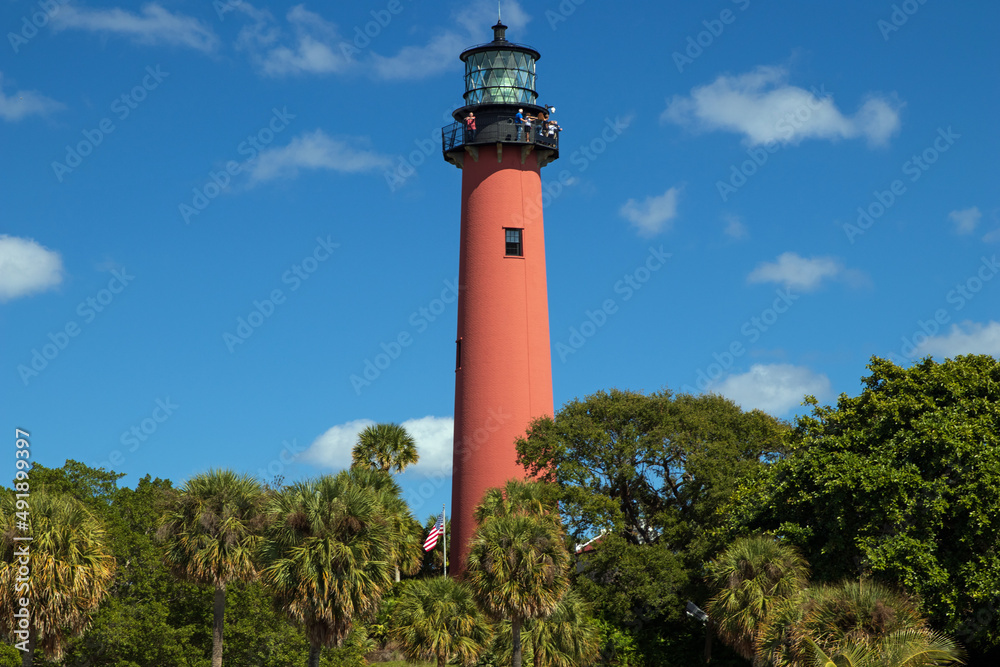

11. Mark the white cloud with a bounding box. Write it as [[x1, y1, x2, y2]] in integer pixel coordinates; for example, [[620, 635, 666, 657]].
[[51, 3, 219, 52], [370, 32, 469, 80], [747, 252, 860, 291], [949, 207, 981, 235], [710, 364, 831, 415], [619, 187, 680, 237], [396, 415, 454, 477], [302, 416, 454, 478], [984, 228, 1000, 244], [723, 215, 748, 240], [0, 236, 64, 302], [371, 0, 530, 80], [301, 419, 373, 471], [662, 66, 901, 147], [238, 4, 353, 77], [237, 0, 529, 80], [912, 321, 1000, 359], [0, 73, 63, 122], [246, 129, 392, 184]]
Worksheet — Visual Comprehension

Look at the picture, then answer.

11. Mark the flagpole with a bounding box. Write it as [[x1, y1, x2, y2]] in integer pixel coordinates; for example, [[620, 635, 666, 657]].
[[442, 504, 447, 577]]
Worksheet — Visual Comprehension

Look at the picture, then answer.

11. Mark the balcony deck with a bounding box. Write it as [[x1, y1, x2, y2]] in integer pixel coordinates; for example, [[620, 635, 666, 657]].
[[442, 112, 560, 164]]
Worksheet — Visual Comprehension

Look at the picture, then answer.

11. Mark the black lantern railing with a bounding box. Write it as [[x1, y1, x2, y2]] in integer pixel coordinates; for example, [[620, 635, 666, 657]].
[[442, 112, 560, 154]]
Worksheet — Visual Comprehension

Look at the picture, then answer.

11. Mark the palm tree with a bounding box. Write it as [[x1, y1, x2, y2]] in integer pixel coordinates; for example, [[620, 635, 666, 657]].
[[352, 423, 419, 474], [704, 535, 810, 663], [157, 469, 264, 667], [467, 511, 571, 667], [804, 635, 868, 667], [473, 479, 560, 526], [875, 629, 965, 667], [799, 581, 924, 647], [344, 466, 422, 582], [803, 628, 966, 667], [259, 471, 393, 667], [528, 590, 601, 667], [390, 576, 492, 667], [752, 592, 808, 667], [490, 590, 601, 667], [766, 580, 958, 667], [0, 490, 116, 666]]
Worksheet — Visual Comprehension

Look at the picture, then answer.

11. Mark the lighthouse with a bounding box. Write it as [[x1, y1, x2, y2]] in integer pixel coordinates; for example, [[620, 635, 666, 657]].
[[442, 21, 558, 574]]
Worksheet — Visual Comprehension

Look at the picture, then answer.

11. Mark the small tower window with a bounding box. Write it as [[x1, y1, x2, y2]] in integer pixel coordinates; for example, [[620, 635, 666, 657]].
[[505, 228, 523, 256]]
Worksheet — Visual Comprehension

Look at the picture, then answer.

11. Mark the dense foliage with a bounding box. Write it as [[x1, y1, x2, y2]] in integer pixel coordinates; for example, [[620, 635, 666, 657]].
[[466, 481, 572, 667], [1, 463, 389, 667], [5, 357, 1000, 666], [516, 389, 787, 665], [729, 356, 1000, 659], [705, 537, 966, 667]]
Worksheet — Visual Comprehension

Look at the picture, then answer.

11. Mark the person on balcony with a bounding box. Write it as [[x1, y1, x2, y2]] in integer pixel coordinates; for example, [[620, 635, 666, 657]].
[[515, 109, 524, 140], [464, 112, 476, 141], [523, 113, 534, 142], [535, 110, 548, 141], [547, 119, 561, 140]]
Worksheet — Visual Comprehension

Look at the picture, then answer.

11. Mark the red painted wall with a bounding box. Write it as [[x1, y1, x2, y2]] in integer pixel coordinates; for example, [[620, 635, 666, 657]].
[[450, 146, 554, 575]]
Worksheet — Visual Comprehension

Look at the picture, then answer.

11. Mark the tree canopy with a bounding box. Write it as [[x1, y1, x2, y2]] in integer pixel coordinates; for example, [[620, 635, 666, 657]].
[[351, 423, 419, 474], [516, 389, 786, 665], [5, 462, 366, 667], [705, 536, 966, 667], [728, 356, 1000, 654], [157, 469, 265, 667], [517, 389, 787, 548], [0, 490, 115, 664]]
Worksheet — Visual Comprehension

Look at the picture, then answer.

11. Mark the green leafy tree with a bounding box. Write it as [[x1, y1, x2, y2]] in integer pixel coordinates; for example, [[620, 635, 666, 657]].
[[0, 644, 19, 667], [157, 469, 265, 667], [517, 390, 786, 548], [19, 464, 214, 666], [729, 356, 1000, 656], [0, 491, 116, 666], [259, 470, 393, 667], [352, 423, 419, 474], [516, 389, 786, 665], [467, 502, 571, 667], [390, 577, 492, 667]]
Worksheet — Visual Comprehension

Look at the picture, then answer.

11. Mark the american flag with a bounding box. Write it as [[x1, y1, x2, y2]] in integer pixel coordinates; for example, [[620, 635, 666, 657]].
[[423, 513, 444, 551]]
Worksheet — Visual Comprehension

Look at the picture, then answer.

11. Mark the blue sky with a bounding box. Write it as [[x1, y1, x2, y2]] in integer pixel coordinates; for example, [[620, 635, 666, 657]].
[[3, 0, 998, 520]]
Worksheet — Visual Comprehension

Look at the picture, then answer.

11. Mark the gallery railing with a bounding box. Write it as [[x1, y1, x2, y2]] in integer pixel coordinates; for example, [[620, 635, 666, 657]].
[[442, 113, 560, 154]]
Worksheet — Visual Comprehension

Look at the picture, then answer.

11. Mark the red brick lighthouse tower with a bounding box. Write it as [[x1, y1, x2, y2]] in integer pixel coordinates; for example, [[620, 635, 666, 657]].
[[442, 21, 559, 574]]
